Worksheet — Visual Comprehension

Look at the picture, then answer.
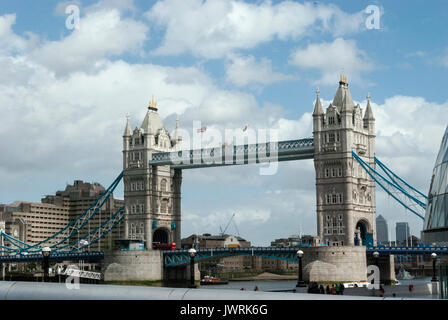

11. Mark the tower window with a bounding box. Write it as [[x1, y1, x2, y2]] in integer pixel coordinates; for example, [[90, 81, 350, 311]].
[[329, 133, 335, 143], [160, 179, 167, 192], [325, 168, 329, 177], [338, 168, 342, 177], [332, 194, 337, 203], [329, 117, 335, 125]]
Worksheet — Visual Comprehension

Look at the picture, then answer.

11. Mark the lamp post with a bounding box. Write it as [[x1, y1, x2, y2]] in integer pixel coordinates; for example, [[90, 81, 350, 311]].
[[41, 247, 51, 282], [188, 248, 197, 288], [373, 251, 379, 267], [431, 253, 438, 282], [296, 250, 306, 287]]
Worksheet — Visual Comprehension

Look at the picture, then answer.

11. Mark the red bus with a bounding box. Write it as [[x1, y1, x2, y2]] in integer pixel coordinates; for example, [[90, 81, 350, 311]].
[[153, 242, 176, 250]]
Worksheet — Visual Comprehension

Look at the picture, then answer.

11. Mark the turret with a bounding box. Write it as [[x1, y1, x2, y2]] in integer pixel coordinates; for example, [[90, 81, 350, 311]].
[[363, 93, 375, 133]]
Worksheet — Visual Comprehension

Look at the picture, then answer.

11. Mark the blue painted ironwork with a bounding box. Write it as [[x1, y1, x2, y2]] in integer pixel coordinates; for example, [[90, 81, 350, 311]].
[[0, 251, 104, 263], [367, 246, 448, 256], [151, 138, 314, 169], [163, 247, 302, 267], [164, 246, 448, 267], [0, 172, 123, 253], [375, 156, 428, 199], [352, 151, 425, 220]]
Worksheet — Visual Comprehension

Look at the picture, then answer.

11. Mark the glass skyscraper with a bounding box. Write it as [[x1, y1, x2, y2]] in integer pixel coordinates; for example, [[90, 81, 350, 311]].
[[396, 222, 410, 244], [423, 125, 448, 245], [376, 214, 389, 244]]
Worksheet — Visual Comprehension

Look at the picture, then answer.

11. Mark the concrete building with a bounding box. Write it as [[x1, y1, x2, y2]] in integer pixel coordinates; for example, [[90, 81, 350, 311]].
[[396, 222, 410, 244], [0, 180, 124, 251], [376, 214, 389, 244], [181, 234, 257, 273], [313, 71, 376, 247], [0, 202, 69, 246], [42, 180, 124, 249], [122, 98, 182, 249]]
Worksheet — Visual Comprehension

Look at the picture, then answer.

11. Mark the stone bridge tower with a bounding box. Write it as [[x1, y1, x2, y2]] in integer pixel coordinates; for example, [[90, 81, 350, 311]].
[[122, 97, 183, 249], [313, 72, 376, 247]]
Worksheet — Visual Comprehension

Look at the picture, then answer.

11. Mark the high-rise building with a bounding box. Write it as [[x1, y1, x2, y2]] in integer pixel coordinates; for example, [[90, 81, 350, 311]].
[[396, 222, 410, 244], [422, 125, 448, 245], [376, 215, 389, 244], [0, 180, 124, 250], [313, 72, 376, 247]]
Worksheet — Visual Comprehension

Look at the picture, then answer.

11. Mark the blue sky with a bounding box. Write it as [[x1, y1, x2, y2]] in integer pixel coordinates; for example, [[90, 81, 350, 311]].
[[0, 0, 447, 245]]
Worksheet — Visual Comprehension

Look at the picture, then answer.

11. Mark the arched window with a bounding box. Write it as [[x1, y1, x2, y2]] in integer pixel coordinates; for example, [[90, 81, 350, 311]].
[[160, 179, 167, 192]]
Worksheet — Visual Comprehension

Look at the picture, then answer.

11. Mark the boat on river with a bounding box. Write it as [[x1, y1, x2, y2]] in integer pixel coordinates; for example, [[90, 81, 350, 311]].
[[200, 275, 229, 285]]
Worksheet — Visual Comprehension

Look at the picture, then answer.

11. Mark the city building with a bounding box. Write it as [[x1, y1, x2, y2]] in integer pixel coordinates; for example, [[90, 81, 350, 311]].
[[181, 234, 258, 273], [0, 201, 69, 246], [376, 214, 389, 244], [422, 125, 448, 245], [42, 180, 124, 249], [396, 222, 410, 245], [270, 235, 299, 247], [0, 180, 124, 251]]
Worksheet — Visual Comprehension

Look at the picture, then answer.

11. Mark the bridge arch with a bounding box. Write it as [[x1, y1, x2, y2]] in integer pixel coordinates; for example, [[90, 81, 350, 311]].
[[153, 227, 170, 244], [355, 219, 373, 246]]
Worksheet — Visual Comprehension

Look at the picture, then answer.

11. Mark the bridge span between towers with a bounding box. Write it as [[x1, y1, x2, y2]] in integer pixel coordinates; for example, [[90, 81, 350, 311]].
[[150, 138, 315, 169]]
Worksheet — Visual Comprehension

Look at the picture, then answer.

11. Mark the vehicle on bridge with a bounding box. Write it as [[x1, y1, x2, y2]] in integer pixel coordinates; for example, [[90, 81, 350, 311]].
[[153, 242, 177, 250]]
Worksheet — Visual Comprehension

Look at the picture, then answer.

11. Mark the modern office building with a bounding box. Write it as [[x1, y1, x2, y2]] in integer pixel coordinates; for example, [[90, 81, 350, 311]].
[[422, 125, 448, 245], [0, 180, 124, 250], [396, 222, 410, 244], [376, 215, 389, 244]]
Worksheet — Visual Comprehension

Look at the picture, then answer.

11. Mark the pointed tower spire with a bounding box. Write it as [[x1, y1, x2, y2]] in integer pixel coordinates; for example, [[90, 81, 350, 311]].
[[364, 92, 375, 120], [123, 113, 132, 136], [313, 87, 323, 116], [339, 68, 347, 86]]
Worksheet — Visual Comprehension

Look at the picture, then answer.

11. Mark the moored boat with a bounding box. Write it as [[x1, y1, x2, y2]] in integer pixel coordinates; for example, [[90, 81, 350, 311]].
[[200, 275, 229, 285]]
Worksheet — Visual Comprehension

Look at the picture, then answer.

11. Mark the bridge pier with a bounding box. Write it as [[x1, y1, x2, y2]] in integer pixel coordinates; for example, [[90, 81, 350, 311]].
[[301, 246, 367, 283], [102, 250, 163, 282], [163, 262, 200, 283], [366, 254, 396, 284]]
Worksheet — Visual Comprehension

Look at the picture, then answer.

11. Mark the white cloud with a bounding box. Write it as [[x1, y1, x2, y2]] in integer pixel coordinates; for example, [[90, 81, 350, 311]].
[[289, 37, 374, 85], [0, 14, 38, 55], [225, 54, 296, 87], [145, 0, 366, 59], [30, 8, 148, 76]]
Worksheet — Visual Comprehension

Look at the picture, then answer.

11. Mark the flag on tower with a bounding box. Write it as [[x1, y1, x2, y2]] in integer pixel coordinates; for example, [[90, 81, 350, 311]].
[[197, 127, 207, 133], [242, 124, 248, 132]]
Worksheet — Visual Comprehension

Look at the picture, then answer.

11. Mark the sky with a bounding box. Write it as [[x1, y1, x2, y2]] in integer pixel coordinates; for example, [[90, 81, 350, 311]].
[[0, 0, 447, 246]]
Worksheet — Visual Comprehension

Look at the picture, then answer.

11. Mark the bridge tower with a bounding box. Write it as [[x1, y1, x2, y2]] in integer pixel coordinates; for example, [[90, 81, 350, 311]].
[[122, 97, 183, 250], [313, 72, 376, 247]]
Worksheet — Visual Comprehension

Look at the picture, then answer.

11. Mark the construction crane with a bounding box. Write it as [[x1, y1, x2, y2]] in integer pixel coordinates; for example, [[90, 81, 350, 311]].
[[219, 213, 239, 236]]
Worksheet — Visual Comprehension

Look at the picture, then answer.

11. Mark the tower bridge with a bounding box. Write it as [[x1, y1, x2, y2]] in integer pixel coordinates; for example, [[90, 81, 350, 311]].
[[122, 72, 377, 250], [0, 73, 434, 283]]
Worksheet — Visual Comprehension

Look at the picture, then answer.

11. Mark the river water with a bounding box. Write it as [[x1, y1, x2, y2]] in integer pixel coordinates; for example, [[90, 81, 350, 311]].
[[197, 277, 440, 299], [199, 280, 298, 292]]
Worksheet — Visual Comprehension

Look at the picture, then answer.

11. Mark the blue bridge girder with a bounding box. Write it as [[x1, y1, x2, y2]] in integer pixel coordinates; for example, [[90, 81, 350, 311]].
[[151, 138, 315, 169], [164, 247, 305, 267], [366, 246, 448, 256], [0, 251, 104, 263], [164, 246, 448, 267]]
